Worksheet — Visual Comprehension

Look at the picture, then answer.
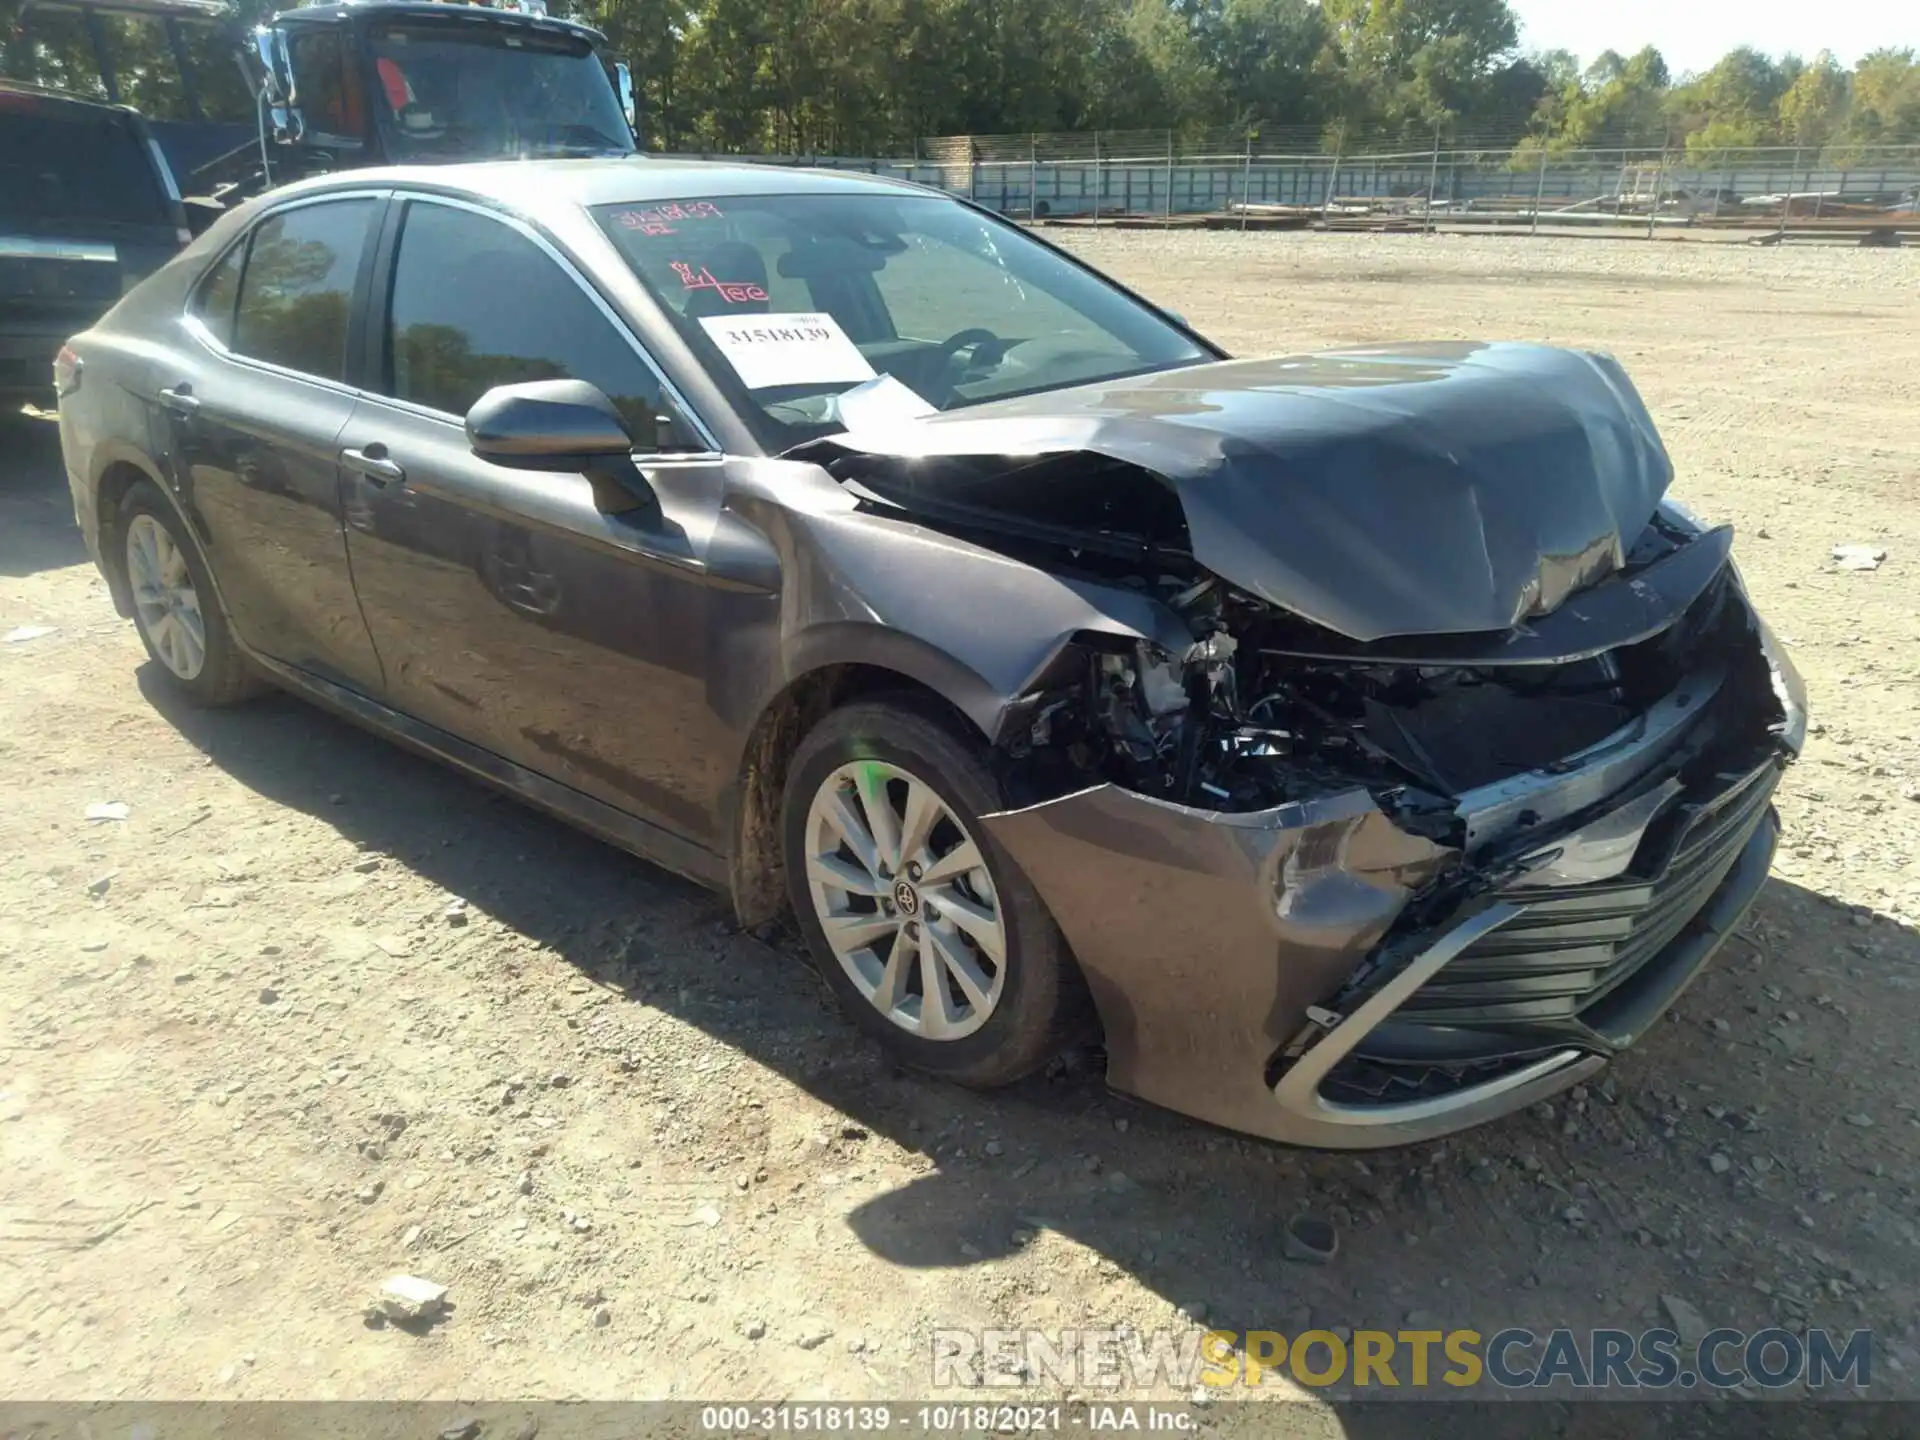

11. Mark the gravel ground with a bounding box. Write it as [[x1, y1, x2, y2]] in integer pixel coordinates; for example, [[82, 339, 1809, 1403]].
[[1, 230, 1917, 1417]]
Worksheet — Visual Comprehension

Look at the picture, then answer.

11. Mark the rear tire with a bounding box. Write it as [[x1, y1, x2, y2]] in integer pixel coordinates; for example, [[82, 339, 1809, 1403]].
[[781, 699, 1078, 1087], [117, 481, 262, 707]]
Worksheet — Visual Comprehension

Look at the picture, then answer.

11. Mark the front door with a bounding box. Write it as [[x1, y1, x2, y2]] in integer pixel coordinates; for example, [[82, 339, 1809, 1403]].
[[157, 193, 385, 692], [339, 195, 724, 847]]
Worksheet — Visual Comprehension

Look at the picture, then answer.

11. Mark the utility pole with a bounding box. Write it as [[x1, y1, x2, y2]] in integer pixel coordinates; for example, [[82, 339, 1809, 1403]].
[[1647, 147, 1667, 239], [1323, 123, 1345, 221], [1531, 142, 1549, 236], [1424, 123, 1441, 234], [1240, 131, 1252, 230], [1166, 129, 1175, 220], [1779, 147, 1801, 241], [1092, 130, 1101, 226]]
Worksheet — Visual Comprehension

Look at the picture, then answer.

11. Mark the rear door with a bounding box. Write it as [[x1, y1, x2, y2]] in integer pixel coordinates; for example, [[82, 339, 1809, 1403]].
[[338, 194, 725, 846], [157, 193, 385, 692], [0, 92, 184, 394]]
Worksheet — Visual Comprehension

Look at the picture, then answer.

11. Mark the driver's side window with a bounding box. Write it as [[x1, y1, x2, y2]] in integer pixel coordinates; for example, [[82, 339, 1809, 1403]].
[[380, 199, 690, 443]]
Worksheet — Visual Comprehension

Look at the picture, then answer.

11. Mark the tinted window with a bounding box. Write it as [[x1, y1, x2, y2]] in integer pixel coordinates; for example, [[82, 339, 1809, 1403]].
[[288, 28, 362, 141], [383, 201, 664, 431], [194, 243, 246, 347], [174, 19, 256, 123], [367, 23, 632, 161], [9, 11, 109, 101], [100, 14, 190, 121], [0, 108, 169, 226], [232, 200, 373, 381]]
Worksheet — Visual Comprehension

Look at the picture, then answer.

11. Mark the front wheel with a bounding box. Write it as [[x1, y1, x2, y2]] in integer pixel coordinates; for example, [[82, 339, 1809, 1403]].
[[781, 700, 1079, 1087]]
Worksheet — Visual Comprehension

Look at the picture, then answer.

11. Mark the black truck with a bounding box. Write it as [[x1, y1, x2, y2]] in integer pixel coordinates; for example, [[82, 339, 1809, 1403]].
[[7, 0, 638, 197], [0, 80, 193, 401], [3, 0, 637, 399]]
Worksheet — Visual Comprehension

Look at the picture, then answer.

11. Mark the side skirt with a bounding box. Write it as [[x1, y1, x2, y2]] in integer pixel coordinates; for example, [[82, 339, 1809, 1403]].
[[248, 654, 731, 894]]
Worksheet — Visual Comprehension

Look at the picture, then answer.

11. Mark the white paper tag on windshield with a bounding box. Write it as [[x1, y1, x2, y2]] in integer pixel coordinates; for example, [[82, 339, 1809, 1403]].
[[698, 312, 876, 390]]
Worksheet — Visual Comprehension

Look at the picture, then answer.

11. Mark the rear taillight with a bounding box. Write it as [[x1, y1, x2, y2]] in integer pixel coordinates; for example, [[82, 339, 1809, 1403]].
[[53, 345, 83, 398]]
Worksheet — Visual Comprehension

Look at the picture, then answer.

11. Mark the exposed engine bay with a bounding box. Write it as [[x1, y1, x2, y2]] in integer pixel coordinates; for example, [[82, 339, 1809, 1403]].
[[819, 447, 1785, 854], [1009, 522, 1767, 826]]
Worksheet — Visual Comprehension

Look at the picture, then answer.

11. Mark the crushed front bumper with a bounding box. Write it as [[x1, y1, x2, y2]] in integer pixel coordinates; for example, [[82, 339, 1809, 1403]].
[[983, 754, 1783, 1150]]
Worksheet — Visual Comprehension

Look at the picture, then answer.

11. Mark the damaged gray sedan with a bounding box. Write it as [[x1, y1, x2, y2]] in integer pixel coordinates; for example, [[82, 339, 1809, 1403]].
[[58, 161, 1805, 1147]]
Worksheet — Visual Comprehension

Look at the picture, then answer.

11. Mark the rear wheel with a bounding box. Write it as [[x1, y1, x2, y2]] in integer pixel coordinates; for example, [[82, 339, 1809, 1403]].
[[118, 482, 260, 706], [782, 700, 1079, 1087]]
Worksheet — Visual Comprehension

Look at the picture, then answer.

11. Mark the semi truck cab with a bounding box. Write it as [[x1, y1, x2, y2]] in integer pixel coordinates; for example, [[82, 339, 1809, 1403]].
[[7, 0, 639, 207], [249, 0, 638, 192]]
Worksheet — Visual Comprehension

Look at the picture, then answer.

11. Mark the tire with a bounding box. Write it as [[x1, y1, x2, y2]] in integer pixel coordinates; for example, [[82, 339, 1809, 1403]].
[[116, 480, 262, 706], [782, 698, 1080, 1088]]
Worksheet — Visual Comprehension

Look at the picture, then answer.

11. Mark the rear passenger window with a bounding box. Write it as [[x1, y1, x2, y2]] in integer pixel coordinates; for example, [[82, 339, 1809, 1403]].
[[381, 200, 666, 432], [193, 243, 246, 348], [232, 199, 374, 381], [287, 29, 362, 143]]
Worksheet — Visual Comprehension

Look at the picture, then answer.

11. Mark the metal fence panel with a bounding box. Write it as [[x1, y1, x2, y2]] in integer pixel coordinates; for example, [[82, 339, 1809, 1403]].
[[665, 135, 1920, 237]]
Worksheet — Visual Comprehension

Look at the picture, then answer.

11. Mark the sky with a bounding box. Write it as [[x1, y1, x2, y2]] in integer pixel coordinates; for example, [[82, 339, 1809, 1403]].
[[1507, 0, 1916, 78]]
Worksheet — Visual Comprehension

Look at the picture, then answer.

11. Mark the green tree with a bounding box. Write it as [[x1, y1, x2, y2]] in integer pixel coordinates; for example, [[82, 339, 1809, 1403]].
[[1667, 47, 1792, 157], [1776, 51, 1849, 150], [1320, 0, 1521, 136], [1847, 48, 1920, 146], [1195, 0, 1330, 129]]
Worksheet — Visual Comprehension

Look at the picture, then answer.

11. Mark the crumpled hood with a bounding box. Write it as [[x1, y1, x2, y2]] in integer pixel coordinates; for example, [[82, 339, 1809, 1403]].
[[809, 341, 1675, 642]]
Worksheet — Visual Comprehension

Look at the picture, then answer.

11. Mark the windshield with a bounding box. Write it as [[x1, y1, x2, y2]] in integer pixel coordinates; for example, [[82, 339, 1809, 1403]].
[[591, 193, 1211, 449], [366, 22, 633, 161], [0, 103, 170, 228]]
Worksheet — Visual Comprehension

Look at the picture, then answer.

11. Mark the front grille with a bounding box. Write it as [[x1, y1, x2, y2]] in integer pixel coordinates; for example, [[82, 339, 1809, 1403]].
[[1395, 760, 1780, 1030]]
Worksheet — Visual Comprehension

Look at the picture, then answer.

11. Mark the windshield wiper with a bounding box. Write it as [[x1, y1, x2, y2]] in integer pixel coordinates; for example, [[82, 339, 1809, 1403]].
[[532, 124, 630, 153]]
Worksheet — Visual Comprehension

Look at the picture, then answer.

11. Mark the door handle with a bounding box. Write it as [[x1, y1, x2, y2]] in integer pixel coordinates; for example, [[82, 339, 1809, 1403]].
[[158, 383, 200, 416], [341, 444, 406, 488]]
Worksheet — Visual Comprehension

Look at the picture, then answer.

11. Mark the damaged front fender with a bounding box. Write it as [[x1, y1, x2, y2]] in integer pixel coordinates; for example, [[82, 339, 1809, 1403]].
[[980, 782, 1455, 1142]]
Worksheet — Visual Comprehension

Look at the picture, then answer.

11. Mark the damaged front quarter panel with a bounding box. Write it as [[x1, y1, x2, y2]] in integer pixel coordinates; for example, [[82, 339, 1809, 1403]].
[[980, 782, 1457, 1142]]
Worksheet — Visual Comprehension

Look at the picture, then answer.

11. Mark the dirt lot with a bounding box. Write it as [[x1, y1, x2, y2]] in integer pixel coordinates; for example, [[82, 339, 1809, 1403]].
[[3, 230, 1918, 1417]]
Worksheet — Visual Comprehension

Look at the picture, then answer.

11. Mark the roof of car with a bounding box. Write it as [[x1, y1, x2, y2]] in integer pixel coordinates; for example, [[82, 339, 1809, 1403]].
[[12, 0, 226, 17], [284, 158, 938, 208], [281, 1, 606, 42]]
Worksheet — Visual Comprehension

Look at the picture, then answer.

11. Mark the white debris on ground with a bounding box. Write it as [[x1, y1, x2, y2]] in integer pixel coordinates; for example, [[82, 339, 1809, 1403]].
[[371, 1275, 449, 1324], [1831, 544, 1887, 570]]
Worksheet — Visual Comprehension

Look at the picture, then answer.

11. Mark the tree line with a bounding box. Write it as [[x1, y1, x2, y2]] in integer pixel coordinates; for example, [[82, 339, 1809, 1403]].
[[3, 0, 1916, 159], [584, 0, 1920, 159]]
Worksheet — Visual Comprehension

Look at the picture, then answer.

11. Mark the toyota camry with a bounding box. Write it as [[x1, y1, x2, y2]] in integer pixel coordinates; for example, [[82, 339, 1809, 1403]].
[[55, 160, 1806, 1147]]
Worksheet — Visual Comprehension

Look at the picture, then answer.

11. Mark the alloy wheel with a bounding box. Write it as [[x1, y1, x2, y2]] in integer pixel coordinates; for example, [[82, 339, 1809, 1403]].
[[803, 760, 1007, 1041], [126, 513, 207, 682]]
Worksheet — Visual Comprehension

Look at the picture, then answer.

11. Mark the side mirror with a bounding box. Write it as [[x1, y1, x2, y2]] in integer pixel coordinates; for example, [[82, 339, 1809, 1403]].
[[467, 379, 663, 512], [250, 26, 303, 143], [466, 379, 634, 463], [614, 62, 638, 139]]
